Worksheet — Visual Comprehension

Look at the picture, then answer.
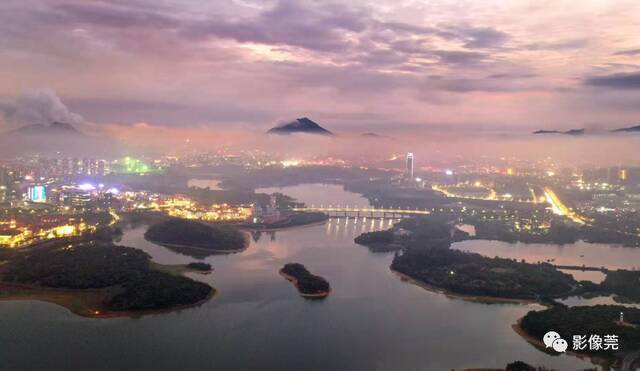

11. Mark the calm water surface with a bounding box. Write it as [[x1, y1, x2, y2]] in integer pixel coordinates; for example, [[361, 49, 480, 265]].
[[0, 184, 614, 370], [452, 239, 640, 283]]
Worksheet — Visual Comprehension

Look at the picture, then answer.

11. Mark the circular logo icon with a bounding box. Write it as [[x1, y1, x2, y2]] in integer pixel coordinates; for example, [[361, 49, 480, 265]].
[[543, 331, 561, 348], [552, 338, 568, 353]]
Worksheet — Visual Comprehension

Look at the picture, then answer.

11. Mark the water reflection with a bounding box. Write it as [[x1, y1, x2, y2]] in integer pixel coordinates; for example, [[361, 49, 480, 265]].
[[322, 217, 400, 241], [560, 295, 640, 309], [453, 240, 640, 271]]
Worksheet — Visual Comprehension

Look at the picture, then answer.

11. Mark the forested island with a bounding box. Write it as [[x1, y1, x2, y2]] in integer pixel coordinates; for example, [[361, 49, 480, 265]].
[[280, 263, 331, 298], [519, 305, 640, 366], [145, 218, 248, 253], [0, 242, 213, 317]]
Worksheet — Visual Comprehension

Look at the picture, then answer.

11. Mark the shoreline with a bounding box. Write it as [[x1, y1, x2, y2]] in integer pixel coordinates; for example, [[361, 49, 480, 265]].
[[0, 262, 217, 319], [511, 318, 610, 368], [392, 269, 537, 305], [279, 271, 331, 298], [0, 282, 217, 319], [144, 235, 249, 254]]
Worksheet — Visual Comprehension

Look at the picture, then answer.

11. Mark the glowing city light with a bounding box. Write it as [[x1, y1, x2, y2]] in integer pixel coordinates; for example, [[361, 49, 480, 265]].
[[78, 183, 96, 191]]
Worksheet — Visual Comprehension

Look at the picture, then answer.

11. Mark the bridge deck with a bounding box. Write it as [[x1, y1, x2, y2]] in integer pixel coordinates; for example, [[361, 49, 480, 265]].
[[292, 207, 430, 215]]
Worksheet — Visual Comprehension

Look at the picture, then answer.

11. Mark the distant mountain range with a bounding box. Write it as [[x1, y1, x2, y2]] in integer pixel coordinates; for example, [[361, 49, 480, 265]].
[[532, 128, 585, 135], [611, 124, 640, 133], [532, 125, 640, 135], [0, 121, 116, 156], [267, 117, 333, 136], [5, 121, 84, 137]]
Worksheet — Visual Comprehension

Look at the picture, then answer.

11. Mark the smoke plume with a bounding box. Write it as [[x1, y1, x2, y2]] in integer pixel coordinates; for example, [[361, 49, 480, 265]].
[[3, 88, 84, 127]]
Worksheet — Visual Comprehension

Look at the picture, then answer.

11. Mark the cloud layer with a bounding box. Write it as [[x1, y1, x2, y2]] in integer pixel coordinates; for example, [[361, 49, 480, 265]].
[[1, 0, 639, 131]]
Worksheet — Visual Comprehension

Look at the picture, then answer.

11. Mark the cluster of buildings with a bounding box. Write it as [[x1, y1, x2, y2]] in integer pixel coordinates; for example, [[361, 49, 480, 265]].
[[251, 194, 282, 224], [158, 196, 253, 222], [0, 214, 92, 248]]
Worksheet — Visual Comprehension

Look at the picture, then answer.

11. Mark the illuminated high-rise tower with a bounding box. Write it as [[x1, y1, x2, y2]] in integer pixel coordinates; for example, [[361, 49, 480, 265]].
[[406, 152, 415, 180]]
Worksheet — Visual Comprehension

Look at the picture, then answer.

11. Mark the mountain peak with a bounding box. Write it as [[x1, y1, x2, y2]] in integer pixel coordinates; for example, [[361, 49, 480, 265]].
[[49, 121, 79, 132], [267, 117, 333, 136], [611, 124, 640, 133], [7, 121, 83, 136], [532, 128, 584, 135]]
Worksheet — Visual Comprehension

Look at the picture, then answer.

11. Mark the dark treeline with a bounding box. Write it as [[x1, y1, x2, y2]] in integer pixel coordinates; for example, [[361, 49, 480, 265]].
[[601, 270, 640, 302], [145, 219, 246, 251], [392, 245, 576, 299], [521, 305, 640, 361], [187, 262, 212, 271], [280, 263, 330, 296]]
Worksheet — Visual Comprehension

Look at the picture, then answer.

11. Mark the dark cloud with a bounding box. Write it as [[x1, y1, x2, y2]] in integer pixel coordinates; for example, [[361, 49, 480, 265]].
[[428, 78, 517, 93], [488, 73, 537, 79], [584, 72, 640, 90], [453, 26, 509, 49], [180, 0, 367, 52], [0, 0, 512, 74], [53, 3, 178, 29], [435, 50, 487, 65], [613, 48, 640, 56]]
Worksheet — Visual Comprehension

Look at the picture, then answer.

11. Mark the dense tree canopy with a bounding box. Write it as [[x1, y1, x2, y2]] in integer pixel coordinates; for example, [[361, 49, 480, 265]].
[[1, 242, 212, 311], [521, 305, 640, 359], [281, 263, 330, 296], [145, 219, 246, 251]]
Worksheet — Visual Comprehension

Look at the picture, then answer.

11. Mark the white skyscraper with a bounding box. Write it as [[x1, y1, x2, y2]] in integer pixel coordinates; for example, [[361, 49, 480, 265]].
[[406, 152, 415, 180]]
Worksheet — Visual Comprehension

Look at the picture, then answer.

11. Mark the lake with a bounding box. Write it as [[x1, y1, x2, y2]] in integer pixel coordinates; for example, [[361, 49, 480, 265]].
[[1, 183, 621, 370]]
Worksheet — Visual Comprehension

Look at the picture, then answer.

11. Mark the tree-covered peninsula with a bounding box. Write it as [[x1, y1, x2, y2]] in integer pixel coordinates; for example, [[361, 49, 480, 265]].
[[0, 242, 213, 317], [520, 305, 640, 365], [392, 244, 577, 300]]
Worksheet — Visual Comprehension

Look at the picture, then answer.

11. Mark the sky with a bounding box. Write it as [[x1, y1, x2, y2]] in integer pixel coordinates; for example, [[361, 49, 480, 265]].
[[0, 0, 639, 133]]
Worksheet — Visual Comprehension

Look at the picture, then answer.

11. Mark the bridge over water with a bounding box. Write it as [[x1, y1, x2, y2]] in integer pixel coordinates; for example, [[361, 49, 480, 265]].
[[291, 206, 430, 218]]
